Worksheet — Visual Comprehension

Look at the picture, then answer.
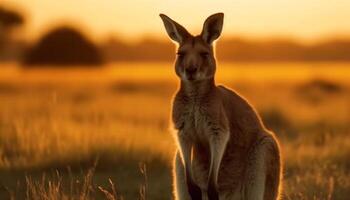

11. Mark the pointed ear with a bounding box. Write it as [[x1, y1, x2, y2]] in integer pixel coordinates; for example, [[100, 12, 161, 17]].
[[201, 13, 224, 44], [159, 14, 191, 44]]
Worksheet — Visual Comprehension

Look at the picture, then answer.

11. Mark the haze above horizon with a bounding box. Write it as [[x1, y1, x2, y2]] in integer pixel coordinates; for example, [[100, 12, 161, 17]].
[[3, 0, 350, 43]]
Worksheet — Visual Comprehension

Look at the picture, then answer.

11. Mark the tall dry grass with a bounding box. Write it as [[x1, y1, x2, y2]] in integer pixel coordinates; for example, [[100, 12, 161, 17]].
[[0, 63, 349, 199]]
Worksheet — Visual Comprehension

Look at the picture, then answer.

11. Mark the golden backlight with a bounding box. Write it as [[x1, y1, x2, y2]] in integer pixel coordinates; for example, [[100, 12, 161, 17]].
[[3, 0, 350, 42], [0, 1, 349, 200]]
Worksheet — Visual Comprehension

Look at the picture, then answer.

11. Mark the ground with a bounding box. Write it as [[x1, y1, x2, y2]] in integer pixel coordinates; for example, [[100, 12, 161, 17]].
[[0, 62, 349, 199]]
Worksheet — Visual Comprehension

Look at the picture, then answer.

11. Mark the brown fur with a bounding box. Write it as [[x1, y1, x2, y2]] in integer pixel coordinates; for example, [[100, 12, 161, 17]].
[[160, 13, 282, 200]]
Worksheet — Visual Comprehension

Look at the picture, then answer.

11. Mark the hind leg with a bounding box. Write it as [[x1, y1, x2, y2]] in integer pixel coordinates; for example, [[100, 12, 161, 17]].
[[174, 151, 191, 200], [244, 135, 281, 200], [262, 135, 281, 200]]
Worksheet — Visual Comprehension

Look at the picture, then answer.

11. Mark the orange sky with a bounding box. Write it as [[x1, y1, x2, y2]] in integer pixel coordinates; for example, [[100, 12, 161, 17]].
[[3, 0, 350, 42]]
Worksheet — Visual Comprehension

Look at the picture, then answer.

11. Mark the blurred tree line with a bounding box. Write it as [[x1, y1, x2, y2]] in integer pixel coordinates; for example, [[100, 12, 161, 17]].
[[101, 37, 350, 62], [0, 6, 24, 61]]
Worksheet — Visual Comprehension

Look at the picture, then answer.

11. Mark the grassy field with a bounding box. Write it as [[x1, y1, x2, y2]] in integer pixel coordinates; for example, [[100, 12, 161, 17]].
[[0, 62, 349, 199]]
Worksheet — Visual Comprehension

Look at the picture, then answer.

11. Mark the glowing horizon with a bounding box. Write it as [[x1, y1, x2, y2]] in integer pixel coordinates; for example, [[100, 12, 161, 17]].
[[3, 0, 350, 43]]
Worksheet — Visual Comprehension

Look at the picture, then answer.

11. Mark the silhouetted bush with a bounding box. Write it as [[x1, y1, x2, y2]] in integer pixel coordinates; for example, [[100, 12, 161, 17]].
[[23, 26, 103, 66], [299, 79, 343, 94], [296, 79, 344, 104]]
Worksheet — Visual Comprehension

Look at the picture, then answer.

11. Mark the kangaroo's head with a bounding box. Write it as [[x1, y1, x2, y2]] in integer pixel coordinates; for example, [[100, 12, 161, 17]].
[[160, 13, 224, 82]]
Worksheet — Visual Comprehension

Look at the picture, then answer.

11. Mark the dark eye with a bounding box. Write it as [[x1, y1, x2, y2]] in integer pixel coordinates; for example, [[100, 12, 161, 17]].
[[200, 52, 210, 58]]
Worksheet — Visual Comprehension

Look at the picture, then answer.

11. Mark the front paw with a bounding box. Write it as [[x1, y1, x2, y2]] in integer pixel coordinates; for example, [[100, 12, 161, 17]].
[[187, 180, 202, 200], [207, 184, 219, 200]]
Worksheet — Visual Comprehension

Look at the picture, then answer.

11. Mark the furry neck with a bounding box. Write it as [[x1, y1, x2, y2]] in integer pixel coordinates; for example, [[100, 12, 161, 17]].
[[179, 78, 216, 99]]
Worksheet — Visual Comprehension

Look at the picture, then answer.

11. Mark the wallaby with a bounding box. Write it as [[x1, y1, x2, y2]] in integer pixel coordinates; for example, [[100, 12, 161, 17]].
[[160, 13, 282, 200]]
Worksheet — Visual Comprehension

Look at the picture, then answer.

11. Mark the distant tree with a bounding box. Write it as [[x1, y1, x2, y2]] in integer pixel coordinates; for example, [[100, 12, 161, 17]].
[[0, 6, 24, 28], [23, 26, 103, 66], [0, 6, 24, 51]]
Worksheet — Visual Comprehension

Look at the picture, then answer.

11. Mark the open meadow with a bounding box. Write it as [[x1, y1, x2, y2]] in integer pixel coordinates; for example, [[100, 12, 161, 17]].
[[0, 62, 349, 200]]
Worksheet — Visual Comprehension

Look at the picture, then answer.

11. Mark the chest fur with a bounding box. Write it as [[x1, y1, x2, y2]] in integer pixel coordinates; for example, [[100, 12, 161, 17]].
[[172, 97, 225, 145]]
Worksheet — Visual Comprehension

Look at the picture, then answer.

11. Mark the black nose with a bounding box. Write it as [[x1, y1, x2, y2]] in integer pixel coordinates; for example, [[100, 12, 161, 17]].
[[185, 67, 197, 75]]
